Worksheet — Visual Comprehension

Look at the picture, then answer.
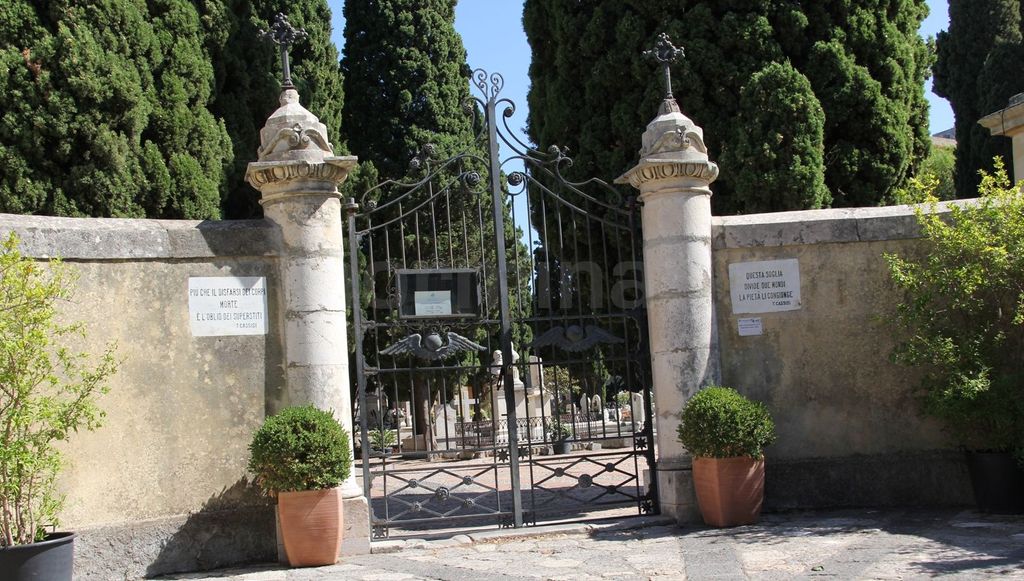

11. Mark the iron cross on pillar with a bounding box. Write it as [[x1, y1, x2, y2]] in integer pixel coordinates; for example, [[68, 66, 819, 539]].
[[260, 13, 308, 90], [644, 33, 685, 100]]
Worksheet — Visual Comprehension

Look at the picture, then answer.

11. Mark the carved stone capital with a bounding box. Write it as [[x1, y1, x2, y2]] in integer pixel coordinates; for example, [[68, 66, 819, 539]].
[[245, 157, 358, 202], [615, 160, 719, 192]]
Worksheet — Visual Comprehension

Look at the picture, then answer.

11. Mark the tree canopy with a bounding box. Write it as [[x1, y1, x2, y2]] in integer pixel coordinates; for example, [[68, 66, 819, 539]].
[[341, 0, 532, 449], [523, 0, 932, 213], [934, 0, 1024, 198], [0, 0, 344, 219], [0, 0, 230, 218], [341, 0, 476, 183]]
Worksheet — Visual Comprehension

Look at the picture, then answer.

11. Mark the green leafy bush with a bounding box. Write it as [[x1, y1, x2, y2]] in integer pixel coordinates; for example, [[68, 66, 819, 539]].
[[0, 233, 118, 546], [248, 405, 352, 494], [676, 387, 776, 460], [886, 160, 1024, 458], [615, 391, 631, 408], [549, 421, 572, 442], [369, 428, 397, 451], [920, 145, 956, 201]]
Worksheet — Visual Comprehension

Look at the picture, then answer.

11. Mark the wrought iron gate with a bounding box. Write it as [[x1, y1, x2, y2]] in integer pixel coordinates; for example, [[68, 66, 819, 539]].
[[346, 70, 657, 539]]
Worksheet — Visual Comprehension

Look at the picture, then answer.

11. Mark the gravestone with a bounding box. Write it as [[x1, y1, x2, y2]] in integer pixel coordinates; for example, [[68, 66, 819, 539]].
[[365, 389, 387, 429], [631, 392, 645, 430], [433, 403, 458, 450]]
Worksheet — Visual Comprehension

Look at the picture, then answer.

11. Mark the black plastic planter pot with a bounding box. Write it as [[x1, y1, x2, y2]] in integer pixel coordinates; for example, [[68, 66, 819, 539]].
[[0, 532, 75, 581], [966, 451, 1024, 514]]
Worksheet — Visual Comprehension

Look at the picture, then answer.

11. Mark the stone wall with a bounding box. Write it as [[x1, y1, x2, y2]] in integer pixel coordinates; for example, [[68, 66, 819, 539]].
[[710, 202, 974, 509], [0, 214, 285, 578]]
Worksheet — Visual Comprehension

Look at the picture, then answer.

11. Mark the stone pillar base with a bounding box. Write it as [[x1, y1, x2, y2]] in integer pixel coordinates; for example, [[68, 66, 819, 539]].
[[340, 495, 371, 556], [657, 462, 701, 525]]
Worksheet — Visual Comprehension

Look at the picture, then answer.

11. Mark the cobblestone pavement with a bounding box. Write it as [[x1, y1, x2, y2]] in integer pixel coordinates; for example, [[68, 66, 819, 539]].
[[158, 509, 1024, 580]]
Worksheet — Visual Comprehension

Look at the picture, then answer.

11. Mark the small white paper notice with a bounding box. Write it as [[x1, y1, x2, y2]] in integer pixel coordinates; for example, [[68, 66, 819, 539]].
[[414, 290, 452, 316], [189, 277, 268, 337], [728, 259, 801, 313], [738, 318, 763, 336]]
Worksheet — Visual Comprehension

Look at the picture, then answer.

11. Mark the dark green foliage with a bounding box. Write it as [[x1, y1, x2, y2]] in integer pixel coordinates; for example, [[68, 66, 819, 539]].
[[549, 420, 572, 442], [341, 0, 475, 182], [676, 387, 776, 460], [934, 0, 1024, 198], [248, 405, 353, 493], [732, 62, 828, 213], [886, 163, 1024, 459], [0, 0, 343, 220], [0, 0, 231, 218], [523, 0, 932, 212], [0, 0, 156, 217], [340, 0, 532, 449], [147, 0, 232, 219]]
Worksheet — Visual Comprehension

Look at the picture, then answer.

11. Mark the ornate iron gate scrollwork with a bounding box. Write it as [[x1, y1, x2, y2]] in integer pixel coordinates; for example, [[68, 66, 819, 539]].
[[346, 69, 657, 539]]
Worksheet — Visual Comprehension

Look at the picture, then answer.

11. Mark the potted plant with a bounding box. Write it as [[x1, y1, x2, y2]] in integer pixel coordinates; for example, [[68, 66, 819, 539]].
[[676, 386, 776, 527], [369, 428, 397, 454], [550, 421, 573, 455], [248, 405, 353, 567], [886, 164, 1024, 513], [0, 234, 118, 581]]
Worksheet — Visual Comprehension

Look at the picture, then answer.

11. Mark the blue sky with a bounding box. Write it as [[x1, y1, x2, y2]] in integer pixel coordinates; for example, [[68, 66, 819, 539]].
[[328, 1, 954, 140]]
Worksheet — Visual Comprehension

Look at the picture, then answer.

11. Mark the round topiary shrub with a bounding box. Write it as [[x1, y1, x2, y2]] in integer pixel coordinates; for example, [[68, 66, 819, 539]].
[[676, 387, 776, 459], [248, 405, 352, 494]]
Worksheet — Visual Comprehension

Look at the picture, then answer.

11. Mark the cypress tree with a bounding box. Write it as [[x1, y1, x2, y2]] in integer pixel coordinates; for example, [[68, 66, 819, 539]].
[[341, 0, 476, 182], [0, 1, 344, 219], [0, 0, 158, 217], [523, 0, 932, 212], [341, 0, 531, 449], [147, 0, 232, 219], [732, 62, 828, 213], [934, 0, 1024, 197], [0, 0, 232, 219], [802, 1, 932, 207]]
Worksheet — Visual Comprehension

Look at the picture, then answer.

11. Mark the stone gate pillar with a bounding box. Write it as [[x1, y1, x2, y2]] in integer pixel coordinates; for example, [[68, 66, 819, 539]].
[[979, 93, 1024, 183], [616, 37, 719, 523], [245, 88, 369, 555]]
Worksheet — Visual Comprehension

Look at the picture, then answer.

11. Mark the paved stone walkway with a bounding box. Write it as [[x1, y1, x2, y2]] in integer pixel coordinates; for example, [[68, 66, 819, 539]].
[[158, 509, 1024, 580]]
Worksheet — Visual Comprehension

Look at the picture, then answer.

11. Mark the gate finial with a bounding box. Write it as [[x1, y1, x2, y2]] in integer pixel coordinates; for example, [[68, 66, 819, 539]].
[[260, 13, 308, 90], [643, 33, 685, 102]]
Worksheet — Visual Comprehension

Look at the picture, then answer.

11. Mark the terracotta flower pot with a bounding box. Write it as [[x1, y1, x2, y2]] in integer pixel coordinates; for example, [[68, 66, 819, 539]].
[[278, 487, 344, 567], [692, 456, 765, 527]]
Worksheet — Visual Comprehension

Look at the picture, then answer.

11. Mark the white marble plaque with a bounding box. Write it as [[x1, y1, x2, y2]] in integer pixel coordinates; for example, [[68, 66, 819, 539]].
[[189, 277, 268, 336], [738, 318, 763, 336], [729, 259, 801, 313], [414, 290, 452, 316]]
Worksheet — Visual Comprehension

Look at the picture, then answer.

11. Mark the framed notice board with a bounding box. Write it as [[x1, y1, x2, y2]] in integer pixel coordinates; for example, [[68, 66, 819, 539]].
[[396, 268, 481, 320]]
